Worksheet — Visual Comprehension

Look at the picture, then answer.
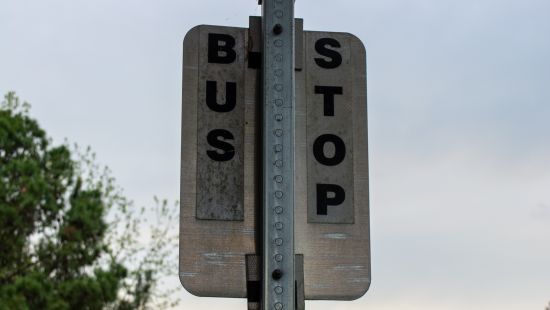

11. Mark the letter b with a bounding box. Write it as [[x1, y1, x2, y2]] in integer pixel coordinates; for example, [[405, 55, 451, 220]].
[[208, 33, 236, 64]]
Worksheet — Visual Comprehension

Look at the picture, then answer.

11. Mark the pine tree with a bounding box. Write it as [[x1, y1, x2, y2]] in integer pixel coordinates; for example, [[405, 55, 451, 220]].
[[0, 92, 177, 309]]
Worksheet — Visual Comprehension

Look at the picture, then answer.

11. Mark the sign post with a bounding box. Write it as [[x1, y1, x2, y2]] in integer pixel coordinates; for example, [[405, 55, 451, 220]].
[[261, 1, 296, 309]]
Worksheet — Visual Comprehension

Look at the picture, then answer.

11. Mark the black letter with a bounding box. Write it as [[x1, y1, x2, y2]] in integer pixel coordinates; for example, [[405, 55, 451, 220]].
[[206, 81, 236, 113], [208, 33, 236, 64], [313, 134, 346, 166], [207, 129, 235, 161], [314, 38, 342, 69], [317, 184, 345, 215], [314, 86, 343, 116]]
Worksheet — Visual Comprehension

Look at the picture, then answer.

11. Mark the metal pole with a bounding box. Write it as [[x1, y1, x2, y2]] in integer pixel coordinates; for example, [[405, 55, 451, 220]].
[[261, 0, 295, 309]]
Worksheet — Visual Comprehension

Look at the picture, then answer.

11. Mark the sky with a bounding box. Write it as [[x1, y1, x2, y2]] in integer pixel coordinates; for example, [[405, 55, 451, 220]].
[[1, 0, 550, 309]]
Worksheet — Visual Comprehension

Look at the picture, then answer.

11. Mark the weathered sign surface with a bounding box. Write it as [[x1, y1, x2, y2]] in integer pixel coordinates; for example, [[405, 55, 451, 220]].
[[180, 22, 370, 300], [180, 25, 256, 298]]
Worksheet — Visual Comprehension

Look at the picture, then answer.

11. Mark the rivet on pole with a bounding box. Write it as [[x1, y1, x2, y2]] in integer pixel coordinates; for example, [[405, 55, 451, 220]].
[[272, 269, 284, 280], [273, 24, 283, 35]]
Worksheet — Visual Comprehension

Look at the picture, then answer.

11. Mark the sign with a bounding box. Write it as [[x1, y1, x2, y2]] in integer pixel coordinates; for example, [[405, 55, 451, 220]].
[[180, 24, 255, 298], [180, 21, 370, 300]]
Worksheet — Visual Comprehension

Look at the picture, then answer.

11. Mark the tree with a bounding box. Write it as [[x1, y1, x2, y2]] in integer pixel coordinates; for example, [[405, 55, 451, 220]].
[[0, 92, 178, 309]]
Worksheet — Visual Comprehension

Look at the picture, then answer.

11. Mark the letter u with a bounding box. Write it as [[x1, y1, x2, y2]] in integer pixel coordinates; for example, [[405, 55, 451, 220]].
[[206, 80, 236, 113]]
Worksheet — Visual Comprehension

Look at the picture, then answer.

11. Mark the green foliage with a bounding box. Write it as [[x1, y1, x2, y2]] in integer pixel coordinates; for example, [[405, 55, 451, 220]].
[[0, 92, 178, 309]]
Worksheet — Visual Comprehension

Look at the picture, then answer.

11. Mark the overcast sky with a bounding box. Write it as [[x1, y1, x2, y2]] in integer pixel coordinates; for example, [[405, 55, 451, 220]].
[[1, 0, 550, 309]]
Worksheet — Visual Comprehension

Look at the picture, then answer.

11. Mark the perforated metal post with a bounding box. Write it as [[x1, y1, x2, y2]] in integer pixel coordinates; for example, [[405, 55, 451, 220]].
[[261, 0, 296, 309]]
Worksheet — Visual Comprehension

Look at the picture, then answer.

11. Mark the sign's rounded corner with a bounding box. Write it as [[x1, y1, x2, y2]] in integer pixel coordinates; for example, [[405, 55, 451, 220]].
[[344, 32, 367, 55], [183, 24, 205, 45], [179, 272, 204, 297], [350, 278, 371, 301]]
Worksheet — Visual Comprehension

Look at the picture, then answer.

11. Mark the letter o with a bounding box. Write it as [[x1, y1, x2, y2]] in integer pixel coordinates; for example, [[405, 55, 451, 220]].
[[313, 134, 346, 166]]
